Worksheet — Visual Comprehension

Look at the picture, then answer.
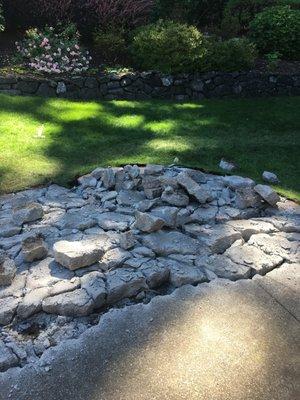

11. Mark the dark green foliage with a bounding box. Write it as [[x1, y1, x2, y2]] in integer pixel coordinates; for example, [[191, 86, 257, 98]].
[[203, 38, 257, 72], [153, 0, 227, 27], [93, 30, 127, 63], [250, 6, 300, 59], [131, 20, 206, 73], [0, 2, 5, 32]]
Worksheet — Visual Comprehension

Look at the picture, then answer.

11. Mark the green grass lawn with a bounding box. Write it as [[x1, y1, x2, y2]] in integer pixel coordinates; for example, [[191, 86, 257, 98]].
[[0, 94, 299, 200]]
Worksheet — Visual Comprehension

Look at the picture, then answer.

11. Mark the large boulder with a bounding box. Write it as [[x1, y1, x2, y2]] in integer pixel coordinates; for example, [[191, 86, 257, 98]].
[[254, 184, 280, 206], [53, 240, 103, 270], [177, 172, 211, 203]]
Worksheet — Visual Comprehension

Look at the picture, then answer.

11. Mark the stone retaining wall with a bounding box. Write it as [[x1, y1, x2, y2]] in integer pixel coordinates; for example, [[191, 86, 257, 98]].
[[0, 71, 299, 100]]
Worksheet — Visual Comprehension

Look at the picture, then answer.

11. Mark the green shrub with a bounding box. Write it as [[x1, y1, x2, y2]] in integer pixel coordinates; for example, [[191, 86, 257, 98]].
[[221, 0, 278, 37], [250, 5, 300, 59], [203, 38, 257, 72], [131, 20, 206, 73], [153, 0, 227, 27], [93, 30, 126, 62], [265, 51, 281, 71], [0, 2, 5, 32]]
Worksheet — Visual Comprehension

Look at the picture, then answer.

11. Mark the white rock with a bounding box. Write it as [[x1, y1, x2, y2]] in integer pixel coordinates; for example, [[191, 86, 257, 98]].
[[42, 288, 94, 316], [219, 159, 237, 172], [53, 240, 103, 270]]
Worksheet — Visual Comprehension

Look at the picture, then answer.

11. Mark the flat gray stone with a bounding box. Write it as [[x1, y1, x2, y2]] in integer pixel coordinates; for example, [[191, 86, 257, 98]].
[[0, 253, 16, 286], [225, 243, 283, 275], [142, 231, 201, 256], [117, 190, 145, 207], [53, 240, 103, 270], [161, 188, 189, 207], [140, 260, 170, 289], [160, 258, 207, 287], [106, 269, 147, 304], [151, 206, 178, 228], [224, 176, 255, 190], [193, 225, 242, 254], [226, 219, 278, 241], [100, 248, 131, 270], [42, 289, 94, 316], [196, 254, 252, 280], [13, 203, 44, 225], [97, 212, 134, 231]]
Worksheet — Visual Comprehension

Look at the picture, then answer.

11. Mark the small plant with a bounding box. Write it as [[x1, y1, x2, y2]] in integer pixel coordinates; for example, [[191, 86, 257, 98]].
[[15, 24, 91, 74], [131, 20, 207, 73], [265, 51, 281, 71], [203, 37, 257, 72], [250, 5, 300, 59], [93, 29, 126, 62]]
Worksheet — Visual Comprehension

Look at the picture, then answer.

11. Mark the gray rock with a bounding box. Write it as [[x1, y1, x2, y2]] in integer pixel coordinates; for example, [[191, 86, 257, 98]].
[[56, 81, 66, 94], [262, 171, 279, 184], [0, 297, 20, 325], [119, 231, 136, 250], [254, 184, 280, 206], [224, 176, 255, 190], [13, 203, 44, 225], [0, 252, 16, 286], [132, 246, 155, 258], [234, 187, 262, 209], [196, 254, 252, 280], [78, 174, 97, 188], [144, 164, 164, 175], [133, 211, 165, 233], [151, 206, 178, 228], [0, 340, 19, 372], [189, 206, 218, 224], [177, 172, 211, 203], [49, 278, 80, 296], [97, 212, 134, 231], [140, 260, 170, 288], [81, 272, 106, 308], [106, 269, 147, 304], [142, 231, 201, 256], [17, 287, 50, 319], [0, 222, 21, 238], [161, 187, 189, 207], [136, 199, 159, 212], [225, 243, 283, 275], [194, 225, 242, 254], [53, 240, 103, 270], [102, 168, 116, 189], [100, 247, 131, 270], [117, 190, 146, 207], [160, 258, 207, 288], [219, 159, 237, 172], [22, 234, 48, 262], [42, 288, 94, 316], [225, 219, 277, 241]]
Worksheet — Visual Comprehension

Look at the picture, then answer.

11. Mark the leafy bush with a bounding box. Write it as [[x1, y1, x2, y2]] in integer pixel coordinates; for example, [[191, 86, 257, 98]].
[[203, 38, 257, 72], [0, 2, 4, 32], [153, 0, 227, 27], [16, 24, 91, 74], [250, 5, 300, 59], [265, 51, 281, 71], [93, 29, 126, 62], [131, 20, 206, 73]]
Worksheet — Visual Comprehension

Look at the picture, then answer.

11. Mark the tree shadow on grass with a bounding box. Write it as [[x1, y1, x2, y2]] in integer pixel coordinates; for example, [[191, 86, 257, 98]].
[[0, 94, 299, 198]]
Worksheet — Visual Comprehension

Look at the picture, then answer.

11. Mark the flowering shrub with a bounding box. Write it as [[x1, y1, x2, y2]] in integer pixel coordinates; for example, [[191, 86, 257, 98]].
[[15, 24, 91, 75]]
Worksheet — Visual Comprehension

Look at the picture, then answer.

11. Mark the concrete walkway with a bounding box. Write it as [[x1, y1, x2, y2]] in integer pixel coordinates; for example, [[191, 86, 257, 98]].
[[0, 265, 299, 400]]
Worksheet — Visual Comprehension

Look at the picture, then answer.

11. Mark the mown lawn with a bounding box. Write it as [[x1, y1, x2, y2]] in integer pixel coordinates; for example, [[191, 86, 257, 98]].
[[0, 94, 299, 200]]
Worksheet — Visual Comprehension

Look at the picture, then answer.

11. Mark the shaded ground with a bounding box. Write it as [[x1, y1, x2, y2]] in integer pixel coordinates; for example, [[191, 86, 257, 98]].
[[0, 94, 299, 200], [0, 274, 299, 400]]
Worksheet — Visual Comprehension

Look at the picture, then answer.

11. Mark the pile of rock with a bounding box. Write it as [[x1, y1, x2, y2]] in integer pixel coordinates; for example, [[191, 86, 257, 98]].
[[0, 164, 299, 372]]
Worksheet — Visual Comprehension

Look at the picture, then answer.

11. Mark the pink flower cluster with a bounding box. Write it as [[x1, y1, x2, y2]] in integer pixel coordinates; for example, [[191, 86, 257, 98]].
[[16, 25, 92, 75]]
